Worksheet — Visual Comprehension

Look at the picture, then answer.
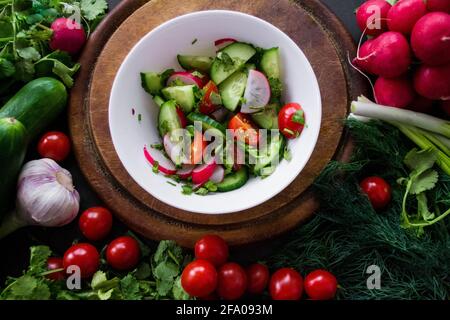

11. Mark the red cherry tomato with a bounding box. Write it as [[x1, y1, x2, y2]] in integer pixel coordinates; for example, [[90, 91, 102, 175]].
[[217, 262, 248, 300], [246, 263, 270, 294], [37, 131, 71, 161], [106, 236, 141, 271], [269, 268, 303, 300], [181, 260, 218, 298], [199, 81, 220, 115], [194, 235, 229, 267], [228, 113, 259, 146], [304, 269, 338, 300], [176, 107, 188, 128], [278, 103, 306, 139], [78, 207, 113, 241], [46, 257, 65, 281], [190, 131, 208, 164], [63, 243, 100, 278], [360, 176, 392, 210]]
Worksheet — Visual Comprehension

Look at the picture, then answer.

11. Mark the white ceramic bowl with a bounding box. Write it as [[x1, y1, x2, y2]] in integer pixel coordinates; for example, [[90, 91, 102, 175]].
[[109, 10, 321, 214]]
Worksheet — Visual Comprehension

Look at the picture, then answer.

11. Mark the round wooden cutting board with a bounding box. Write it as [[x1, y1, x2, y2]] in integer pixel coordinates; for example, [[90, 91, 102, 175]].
[[69, 0, 367, 247]]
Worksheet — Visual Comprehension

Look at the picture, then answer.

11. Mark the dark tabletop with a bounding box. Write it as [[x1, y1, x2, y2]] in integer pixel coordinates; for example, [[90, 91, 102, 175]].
[[0, 0, 365, 282]]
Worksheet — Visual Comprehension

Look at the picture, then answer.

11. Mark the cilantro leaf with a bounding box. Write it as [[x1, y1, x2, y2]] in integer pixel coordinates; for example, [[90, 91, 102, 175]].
[[292, 109, 305, 125], [80, 0, 108, 21], [0, 58, 15, 79], [120, 274, 142, 300], [16, 47, 41, 61], [404, 148, 436, 174], [172, 276, 190, 300], [409, 169, 438, 195], [182, 184, 193, 195], [29, 245, 52, 275], [416, 193, 435, 221]]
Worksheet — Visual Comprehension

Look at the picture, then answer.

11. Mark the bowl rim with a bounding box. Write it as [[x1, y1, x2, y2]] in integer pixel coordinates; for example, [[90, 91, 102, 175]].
[[108, 9, 322, 214]]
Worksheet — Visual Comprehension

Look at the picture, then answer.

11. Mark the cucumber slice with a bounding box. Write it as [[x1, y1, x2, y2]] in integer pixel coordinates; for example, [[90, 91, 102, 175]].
[[158, 100, 181, 137], [260, 48, 280, 79], [216, 167, 249, 192], [153, 95, 165, 107], [187, 112, 226, 133], [218, 71, 247, 112], [210, 42, 256, 84], [177, 55, 213, 73], [161, 85, 196, 113], [141, 72, 163, 95], [253, 134, 285, 173], [251, 103, 280, 129]]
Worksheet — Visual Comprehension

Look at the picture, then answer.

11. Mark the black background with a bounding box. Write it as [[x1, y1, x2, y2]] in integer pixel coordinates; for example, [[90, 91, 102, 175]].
[[0, 0, 365, 282]]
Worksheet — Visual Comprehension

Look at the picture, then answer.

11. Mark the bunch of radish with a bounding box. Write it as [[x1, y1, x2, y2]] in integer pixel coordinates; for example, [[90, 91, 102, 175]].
[[353, 0, 450, 117]]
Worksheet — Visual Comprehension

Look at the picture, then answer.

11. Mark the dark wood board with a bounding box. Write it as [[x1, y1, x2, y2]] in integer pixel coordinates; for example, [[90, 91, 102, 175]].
[[69, 0, 367, 247]]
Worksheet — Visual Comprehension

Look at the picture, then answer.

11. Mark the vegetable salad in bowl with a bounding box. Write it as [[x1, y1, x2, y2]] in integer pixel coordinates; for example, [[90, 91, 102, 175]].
[[140, 39, 306, 195]]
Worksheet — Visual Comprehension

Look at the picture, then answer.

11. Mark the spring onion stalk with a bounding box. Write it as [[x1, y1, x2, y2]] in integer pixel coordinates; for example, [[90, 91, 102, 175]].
[[351, 97, 450, 139], [350, 97, 450, 176]]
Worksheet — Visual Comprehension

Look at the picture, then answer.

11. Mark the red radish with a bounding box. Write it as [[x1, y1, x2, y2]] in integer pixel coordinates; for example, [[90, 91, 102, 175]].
[[209, 166, 225, 184], [177, 164, 195, 180], [176, 107, 188, 127], [167, 72, 204, 88], [387, 0, 427, 35], [241, 70, 271, 114], [353, 32, 411, 78], [411, 12, 450, 66], [374, 76, 415, 108], [163, 133, 189, 165], [408, 95, 435, 113], [192, 160, 217, 185], [414, 63, 450, 100], [356, 0, 392, 36], [215, 38, 237, 49], [211, 107, 229, 122], [50, 17, 86, 55], [440, 100, 450, 117], [427, 0, 450, 13], [143, 145, 177, 175]]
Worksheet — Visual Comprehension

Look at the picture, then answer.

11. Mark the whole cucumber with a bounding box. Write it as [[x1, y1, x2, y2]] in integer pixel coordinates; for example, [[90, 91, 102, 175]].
[[0, 77, 67, 139], [0, 117, 27, 216]]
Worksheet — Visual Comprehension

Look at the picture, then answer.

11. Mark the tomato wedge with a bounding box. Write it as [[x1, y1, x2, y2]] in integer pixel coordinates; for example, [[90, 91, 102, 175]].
[[199, 81, 220, 115], [228, 113, 259, 146], [191, 131, 208, 164]]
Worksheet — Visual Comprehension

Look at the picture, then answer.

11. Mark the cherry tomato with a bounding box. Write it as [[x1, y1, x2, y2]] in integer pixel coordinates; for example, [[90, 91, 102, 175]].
[[176, 107, 188, 128], [78, 207, 113, 241], [181, 260, 218, 297], [217, 262, 248, 300], [46, 257, 65, 281], [37, 131, 71, 161], [106, 236, 141, 271], [199, 81, 220, 115], [195, 234, 229, 267], [278, 103, 306, 139], [269, 268, 303, 300], [360, 176, 392, 210], [190, 132, 208, 164], [63, 243, 100, 278], [228, 113, 259, 146], [304, 269, 338, 300], [246, 263, 270, 294]]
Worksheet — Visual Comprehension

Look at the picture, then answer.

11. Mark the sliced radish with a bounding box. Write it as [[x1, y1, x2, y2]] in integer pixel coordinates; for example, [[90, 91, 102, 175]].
[[192, 160, 217, 185], [143, 146, 176, 175], [163, 134, 189, 165], [210, 107, 229, 122], [176, 164, 195, 180], [167, 71, 204, 88], [209, 165, 225, 184], [215, 38, 237, 49], [241, 70, 271, 114]]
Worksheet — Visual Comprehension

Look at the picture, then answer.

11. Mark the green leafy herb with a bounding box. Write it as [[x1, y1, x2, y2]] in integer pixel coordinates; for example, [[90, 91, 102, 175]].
[[152, 161, 159, 174], [217, 52, 235, 71], [268, 77, 282, 99], [182, 185, 193, 195], [191, 38, 197, 45], [166, 181, 176, 187], [190, 70, 203, 78], [292, 109, 305, 125], [209, 91, 222, 105], [150, 143, 164, 151], [80, 0, 108, 21]]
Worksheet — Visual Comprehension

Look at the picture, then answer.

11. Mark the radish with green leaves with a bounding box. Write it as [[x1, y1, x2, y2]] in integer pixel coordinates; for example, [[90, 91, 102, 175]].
[[411, 12, 450, 66]]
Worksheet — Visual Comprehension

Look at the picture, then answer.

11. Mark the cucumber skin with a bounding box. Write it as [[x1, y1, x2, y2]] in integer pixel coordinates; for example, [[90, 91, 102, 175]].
[[0, 77, 67, 139], [0, 118, 27, 216], [217, 167, 249, 192], [187, 112, 226, 133], [158, 100, 181, 137], [260, 48, 280, 79], [177, 55, 213, 73]]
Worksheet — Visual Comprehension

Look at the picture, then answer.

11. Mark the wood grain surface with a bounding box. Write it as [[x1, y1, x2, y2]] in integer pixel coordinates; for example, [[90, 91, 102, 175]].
[[69, 0, 367, 247]]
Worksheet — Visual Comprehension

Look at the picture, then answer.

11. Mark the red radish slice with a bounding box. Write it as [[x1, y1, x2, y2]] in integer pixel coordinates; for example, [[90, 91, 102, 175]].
[[211, 107, 229, 122], [209, 166, 225, 184], [167, 72, 204, 88], [177, 164, 195, 180], [176, 107, 188, 127], [192, 160, 217, 185], [241, 70, 271, 114], [215, 38, 237, 49], [143, 146, 176, 175], [163, 134, 189, 165]]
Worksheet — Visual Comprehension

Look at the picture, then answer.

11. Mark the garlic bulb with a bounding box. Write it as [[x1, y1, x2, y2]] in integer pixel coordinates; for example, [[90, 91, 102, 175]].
[[0, 159, 80, 239]]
